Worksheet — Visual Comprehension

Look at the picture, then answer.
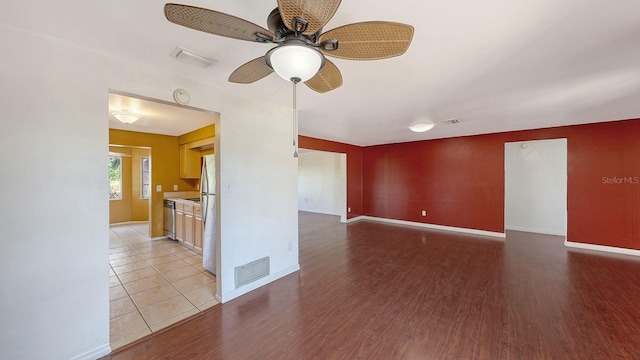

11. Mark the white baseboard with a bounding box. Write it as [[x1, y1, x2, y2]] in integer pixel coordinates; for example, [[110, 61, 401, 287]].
[[346, 215, 365, 223], [565, 240, 640, 257], [505, 225, 566, 236], [299, 209, 342, 217], [150, 236, 170, 241], [109, 221, 148, 226], [356, 216, 506, 239], [219, 264, 300, 303], [68, 344, 111, 360]]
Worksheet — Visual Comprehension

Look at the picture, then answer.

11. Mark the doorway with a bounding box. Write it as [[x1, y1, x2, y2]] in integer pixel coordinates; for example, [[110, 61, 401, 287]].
[[504, 139, 567, 236], [297, 149, 347, 222], [107, 90, 219, 350]]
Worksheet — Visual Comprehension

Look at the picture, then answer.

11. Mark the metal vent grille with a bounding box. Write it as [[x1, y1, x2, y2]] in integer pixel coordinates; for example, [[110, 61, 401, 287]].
[[170, 46, 215, 68], [235, 257, 270, 288], [443, 118, 462, 125]]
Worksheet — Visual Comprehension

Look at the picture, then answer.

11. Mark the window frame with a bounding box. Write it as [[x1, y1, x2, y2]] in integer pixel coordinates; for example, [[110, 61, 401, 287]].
[[109, 156, 123, 201], [141, 156, 150, 199]]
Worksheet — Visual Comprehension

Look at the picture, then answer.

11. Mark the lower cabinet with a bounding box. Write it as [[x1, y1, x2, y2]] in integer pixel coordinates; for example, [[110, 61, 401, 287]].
[[175, 207, 184, 242], [194, 214, 203, 252], [174, 200, 202, 254], [184, 203, 194, 247]]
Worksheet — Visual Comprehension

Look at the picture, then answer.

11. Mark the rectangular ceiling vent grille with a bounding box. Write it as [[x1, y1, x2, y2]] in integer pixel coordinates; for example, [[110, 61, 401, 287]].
[[235, 257, 270, 288], [443, 118, 462, 125], [170, 46, 215, 68]]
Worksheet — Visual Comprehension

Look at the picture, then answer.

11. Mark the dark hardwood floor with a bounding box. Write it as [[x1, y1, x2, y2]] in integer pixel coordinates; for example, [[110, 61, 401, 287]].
[[107, 212, 640, 359]]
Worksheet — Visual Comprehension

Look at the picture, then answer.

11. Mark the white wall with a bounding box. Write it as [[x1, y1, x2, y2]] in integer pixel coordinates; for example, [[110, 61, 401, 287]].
[[298, 150, 347, 221], [505, 139, 567, 236], [0, 21, 298, 360], [215, 100, 299, 302]]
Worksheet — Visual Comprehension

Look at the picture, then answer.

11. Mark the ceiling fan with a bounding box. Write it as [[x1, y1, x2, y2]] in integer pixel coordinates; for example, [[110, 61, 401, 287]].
[[164, 0, 414, 93]]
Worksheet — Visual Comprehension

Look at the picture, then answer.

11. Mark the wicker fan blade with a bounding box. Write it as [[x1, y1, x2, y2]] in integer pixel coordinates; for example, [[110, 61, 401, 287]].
[[319, 22, 414, 60], [305, 59, 342, 93], [229, 57, 274, 84], [277, 0, 342, 35], [165, 4, 274, 43]]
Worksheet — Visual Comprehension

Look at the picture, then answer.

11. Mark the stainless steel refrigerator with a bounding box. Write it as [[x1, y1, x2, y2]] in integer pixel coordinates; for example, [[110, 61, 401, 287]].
[[200, 154, 216, 275]]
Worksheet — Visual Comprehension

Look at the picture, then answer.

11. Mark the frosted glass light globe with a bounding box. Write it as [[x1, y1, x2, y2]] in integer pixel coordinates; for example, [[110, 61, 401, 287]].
[[266, 44, 324, 82]]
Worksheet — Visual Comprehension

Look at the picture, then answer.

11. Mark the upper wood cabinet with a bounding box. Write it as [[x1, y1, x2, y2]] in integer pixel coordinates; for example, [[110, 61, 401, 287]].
[[179, 144, 200, 179]]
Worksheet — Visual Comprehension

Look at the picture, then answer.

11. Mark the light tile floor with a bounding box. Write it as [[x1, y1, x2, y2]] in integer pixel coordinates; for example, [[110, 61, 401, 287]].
[[109, 222, 218, 351]]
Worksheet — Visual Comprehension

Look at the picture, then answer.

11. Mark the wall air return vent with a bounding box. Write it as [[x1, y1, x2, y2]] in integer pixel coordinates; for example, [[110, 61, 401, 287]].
[[235, 257, 270, 288], [170, 46, 215, 68], [443, 118, 462, 125]]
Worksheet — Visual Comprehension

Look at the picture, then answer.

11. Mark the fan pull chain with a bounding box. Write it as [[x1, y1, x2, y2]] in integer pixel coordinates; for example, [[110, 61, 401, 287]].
[[292, 78, 300, 158]]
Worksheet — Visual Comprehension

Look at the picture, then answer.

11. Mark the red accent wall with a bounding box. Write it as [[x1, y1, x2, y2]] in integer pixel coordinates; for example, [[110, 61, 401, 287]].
[[362, 118, 640, 250], [298, 136, 363, 219]]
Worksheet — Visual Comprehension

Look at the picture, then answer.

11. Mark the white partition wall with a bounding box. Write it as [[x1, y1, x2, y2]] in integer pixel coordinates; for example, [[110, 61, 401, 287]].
[[505, 139, 567, 236], [215, 100, 299, 302], [0, 21, 298, 360]]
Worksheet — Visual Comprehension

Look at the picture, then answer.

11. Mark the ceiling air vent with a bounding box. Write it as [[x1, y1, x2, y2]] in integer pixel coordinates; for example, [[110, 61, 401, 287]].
[[170, 46, 215, 68], [443, 118, 462, 125]]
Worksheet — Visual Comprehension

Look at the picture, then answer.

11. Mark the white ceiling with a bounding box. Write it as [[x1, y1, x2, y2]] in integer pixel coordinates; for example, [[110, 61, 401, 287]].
[[3, 0, 640, 145], [108, 93, 216, 136]]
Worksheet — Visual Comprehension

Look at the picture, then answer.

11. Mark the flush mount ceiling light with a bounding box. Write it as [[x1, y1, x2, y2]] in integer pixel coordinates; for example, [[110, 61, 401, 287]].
[[409, 123, 435, 133], [265, 42, 325, 83], [111, 109, 141, 124]]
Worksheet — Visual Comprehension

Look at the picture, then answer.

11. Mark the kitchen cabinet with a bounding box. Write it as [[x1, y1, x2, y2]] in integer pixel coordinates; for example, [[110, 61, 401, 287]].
[[180, 144, 200, 179], [184, 203, 194, 247], [194, 206, 203, 252], [175, 203, 184, 242], [174, 200, 202, 254]]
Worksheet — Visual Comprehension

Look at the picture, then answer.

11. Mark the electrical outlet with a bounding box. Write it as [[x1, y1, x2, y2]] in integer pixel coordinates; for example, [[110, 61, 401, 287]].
[[421, 210, 426, 216], [156, 185, 162, 192], [348, 207, 351, 213], [173, 185, 178, 191]]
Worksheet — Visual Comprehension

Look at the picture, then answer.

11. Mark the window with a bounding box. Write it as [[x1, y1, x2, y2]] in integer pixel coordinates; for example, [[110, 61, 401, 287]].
[[141, 157, 150, 199], [109, 156, 122, 200]]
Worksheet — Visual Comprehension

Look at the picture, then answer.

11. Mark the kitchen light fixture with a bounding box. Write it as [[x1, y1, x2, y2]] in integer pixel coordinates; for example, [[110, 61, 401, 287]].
[[112, 109, 141, 124], [409, 123, 435, 132], [265, 42, 325, 83]]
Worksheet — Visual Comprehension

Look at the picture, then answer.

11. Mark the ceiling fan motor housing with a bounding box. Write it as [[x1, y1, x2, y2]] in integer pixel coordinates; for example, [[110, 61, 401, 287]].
[[267, 8, 322, 42]]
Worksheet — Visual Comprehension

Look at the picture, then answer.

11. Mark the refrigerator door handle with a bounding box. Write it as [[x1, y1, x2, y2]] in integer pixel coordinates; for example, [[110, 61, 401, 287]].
[[202, 195, 208, 228], [201, 160, 209, 194]]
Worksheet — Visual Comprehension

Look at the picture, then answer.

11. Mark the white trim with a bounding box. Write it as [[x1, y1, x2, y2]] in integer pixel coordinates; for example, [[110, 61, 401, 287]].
[[109, 221, 148, 226], [299, 209, 342, 217], [357, 216, 506, 239], [565, 240, 640, 257], [218, 264, 300, 303], [68, 344, 111, 360], [505, 226, 566, 237], [346, 215, 365, 223]]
